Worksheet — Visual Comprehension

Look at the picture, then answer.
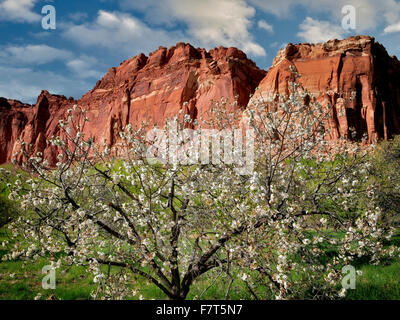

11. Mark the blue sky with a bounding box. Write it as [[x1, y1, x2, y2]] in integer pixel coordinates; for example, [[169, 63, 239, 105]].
[[1, 0, 400, 103]]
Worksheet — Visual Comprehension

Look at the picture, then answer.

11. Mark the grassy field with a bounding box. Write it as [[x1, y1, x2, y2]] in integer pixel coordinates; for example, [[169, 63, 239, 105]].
[[1, 226, 399, 300], [0, 226, 255, 300], [1, 162, 400, 300]]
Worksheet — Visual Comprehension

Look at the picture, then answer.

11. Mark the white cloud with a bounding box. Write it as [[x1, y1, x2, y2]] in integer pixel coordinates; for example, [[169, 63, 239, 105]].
[[0, 45, 72, 65], [119, 0, 266, 56], [297, 17, 346, 43], [384, 22, 400, 33], [248, 0, 297, 17], [68, 12, 88, 22], [0, 0, 41, 23], [66, 55, 103, 79], [249, 0, 400, 33], [258, 20, 274, 33], [63, 10, 184, 56], [0, 44, 103, 102]]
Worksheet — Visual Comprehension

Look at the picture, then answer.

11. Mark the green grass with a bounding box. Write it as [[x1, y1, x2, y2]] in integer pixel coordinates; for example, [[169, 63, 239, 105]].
[[0, 258, 94, 300], [0, 224, 255, 300], [1, 160, 400, 300], [1, 225, 400, 300], [346, 261, 400, 300], [0, 227, 246, 300]]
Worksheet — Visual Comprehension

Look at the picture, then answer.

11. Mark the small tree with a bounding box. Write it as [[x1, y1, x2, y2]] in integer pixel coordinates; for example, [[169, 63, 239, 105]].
[[4, 76, 397, 300]]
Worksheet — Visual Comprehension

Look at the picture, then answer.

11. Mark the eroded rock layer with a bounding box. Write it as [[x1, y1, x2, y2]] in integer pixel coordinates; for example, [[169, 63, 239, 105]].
[[250, 36, 400, 143], [0, 43, 266, 164], [1, 36, 400, 164]]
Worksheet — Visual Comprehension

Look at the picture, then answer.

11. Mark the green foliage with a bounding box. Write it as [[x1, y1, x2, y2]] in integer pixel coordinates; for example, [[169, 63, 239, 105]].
[[0, 196, 17, 228], [368, 135, 400, 226], [346, 260, 400, 300], [0, 165, 22, 228]]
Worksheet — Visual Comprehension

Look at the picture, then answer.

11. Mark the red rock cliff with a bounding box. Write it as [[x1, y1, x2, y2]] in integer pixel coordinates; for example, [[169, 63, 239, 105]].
[[1, 36, 400, 164], [250, 35, 400, 143], [0, 43, 266, 164], [0, 93, 74, 165]]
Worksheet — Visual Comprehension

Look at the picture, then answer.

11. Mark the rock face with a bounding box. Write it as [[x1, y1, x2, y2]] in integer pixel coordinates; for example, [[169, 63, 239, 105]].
[[0, 93, 74, 164], [1, 36, 400, 164], [0, 43, 265, 164], [250, 35, 400, 143]]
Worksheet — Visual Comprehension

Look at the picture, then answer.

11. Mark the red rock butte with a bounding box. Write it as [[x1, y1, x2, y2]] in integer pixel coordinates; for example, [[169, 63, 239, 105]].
[[251, 35, 400, 143], [1, 36, 400, 164]]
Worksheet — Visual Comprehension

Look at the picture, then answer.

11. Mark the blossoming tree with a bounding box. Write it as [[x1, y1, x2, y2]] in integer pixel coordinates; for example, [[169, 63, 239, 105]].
[[4, 74, 398, 300]]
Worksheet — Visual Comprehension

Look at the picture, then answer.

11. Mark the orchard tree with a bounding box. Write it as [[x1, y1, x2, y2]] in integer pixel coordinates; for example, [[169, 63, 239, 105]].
[[226, 75, 398, 299], [4, 74, 398, 300]]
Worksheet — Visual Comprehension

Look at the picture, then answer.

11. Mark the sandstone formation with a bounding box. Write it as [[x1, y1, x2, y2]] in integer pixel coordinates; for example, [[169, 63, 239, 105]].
[[1, 36, 400, 164], [0, 93, 75, 164], [0, 43, 265, 164], [250, 35, 400, 143]]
